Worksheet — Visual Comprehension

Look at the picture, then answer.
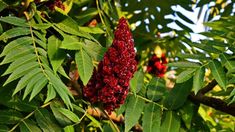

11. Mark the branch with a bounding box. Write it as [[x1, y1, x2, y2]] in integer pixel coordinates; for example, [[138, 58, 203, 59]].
[[189, 94, 235, 116], [198, 79, 217, 94], [189, 79, 235, 116]]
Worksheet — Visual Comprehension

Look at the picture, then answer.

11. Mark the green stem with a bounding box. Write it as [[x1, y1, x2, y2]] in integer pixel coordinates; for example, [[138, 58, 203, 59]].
[[96, 0, 111, 37], [129, 92, 167, 110], [100, 108, 120, 132], [24, 12, 51, 82], [72, 110, 88, 127]]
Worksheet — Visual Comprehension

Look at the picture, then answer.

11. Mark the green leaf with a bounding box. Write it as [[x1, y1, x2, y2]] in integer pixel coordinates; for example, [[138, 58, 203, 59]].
[[35, 38, 47, 49], [0, 27, 30, 41], [35, 109, 61, 132], [187, 41, 222, 53], [45, 84, 57, 103], [168, 61, 201, 68], [60, 35, 83, 50], [176, 69, 195, 83], [220, 53, 235, 71], [50, 101, 73, 126], [164, 78, 193, 110], [0, 23, 2, 34], [0, 16, 29, 27], [0, 125, 8, 132], [29, 77, 48, 101], [142, 103, 161, 132], [130, 70, 144, 94], [72, 104, 86, 113], [55, 16, 91, 39], [177, 53, 209, 60], [0, 85, 38, 112], [23, 73, 44, 100], [33, 30, 46, 42], [57, 66, 70, 79], [75, 50, 93, 85], [57, 108, 80, 123], [180, 101, 197, 129], [160, 111, 180, 132], [198, 107, 216, 126], [208, 60, 227, 90], [0, 110, 23, 124], [0, 36, 32, 57], [31, 23, 52, 30], [2, 54, 36, 76], [45, 70, 74, 109], [48, 36, 66, 72], [64, 125, 74, 132], [75, 8, 98, 25], [0, 1, 8, 12], [79, 26, 105, 34], [175, 11, 194, 24], [193, 67, 205, 94], [3, 62, 39, 86], [0, 46, 34, 65], [86, 114, 103, 132], [83, 39, 107, 61], [20, 119, 42, 132], [13, 69, 41, 95], [147, 77, 166, 101], [125, 96, 145, 132]]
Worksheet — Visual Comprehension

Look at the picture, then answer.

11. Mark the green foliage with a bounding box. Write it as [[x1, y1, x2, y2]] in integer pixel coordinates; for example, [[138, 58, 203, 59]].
[[164, 79, 193, 110], [0, 0, 235, 131], [160, 111, 181, 132], [130, 70, 144, 95], [75, 49, 93, 85], [124, 95, 145, 132], [142, 103, 161, 132]]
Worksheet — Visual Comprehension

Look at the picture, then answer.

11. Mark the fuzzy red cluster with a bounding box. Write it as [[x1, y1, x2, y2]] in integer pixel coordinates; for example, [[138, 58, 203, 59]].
[[147, 54, 167, 77], [83, 17, 137, 113], [46, 0, 65, 11]]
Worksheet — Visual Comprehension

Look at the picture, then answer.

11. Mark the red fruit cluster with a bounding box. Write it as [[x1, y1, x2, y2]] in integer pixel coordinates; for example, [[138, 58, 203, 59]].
[[147, 54, 167, 77], [83, 17, 137, 113], [46, 0, 65, 11]]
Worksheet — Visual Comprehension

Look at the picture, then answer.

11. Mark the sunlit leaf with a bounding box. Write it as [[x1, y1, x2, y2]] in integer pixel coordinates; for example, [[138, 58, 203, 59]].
[[0, 27, 30, 41], [75, 50, 93, 85], [142, 103, 161, 132], [48, 36, 66, 72], [20, 119, 42, 132], [168, 61, 201, 68], [193, 67, 205, 94], [208, 60, 227, 90], [176, 69, 195, 83], [35, 109, 61, 132], [0, 16, 29, 27], [125, 96, 145, 132], [130, 70, 144, 94], [147, 77, 166, 101]]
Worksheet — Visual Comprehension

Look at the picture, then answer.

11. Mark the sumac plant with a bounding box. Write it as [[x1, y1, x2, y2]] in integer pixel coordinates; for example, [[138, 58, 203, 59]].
[[0, 0, 235, 132]]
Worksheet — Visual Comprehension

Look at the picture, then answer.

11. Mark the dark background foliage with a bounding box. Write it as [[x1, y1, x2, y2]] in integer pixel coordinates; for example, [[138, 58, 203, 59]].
[[0, 0, 235, 131]]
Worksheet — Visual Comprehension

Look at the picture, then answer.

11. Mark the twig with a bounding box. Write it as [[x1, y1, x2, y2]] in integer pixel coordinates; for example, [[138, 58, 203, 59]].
[[129, 92, 167, 110]]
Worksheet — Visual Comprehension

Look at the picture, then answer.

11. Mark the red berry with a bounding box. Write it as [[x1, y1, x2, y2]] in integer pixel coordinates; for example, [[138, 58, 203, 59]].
[[147, 53, 167, 77], [83, 17, 137, 113]]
